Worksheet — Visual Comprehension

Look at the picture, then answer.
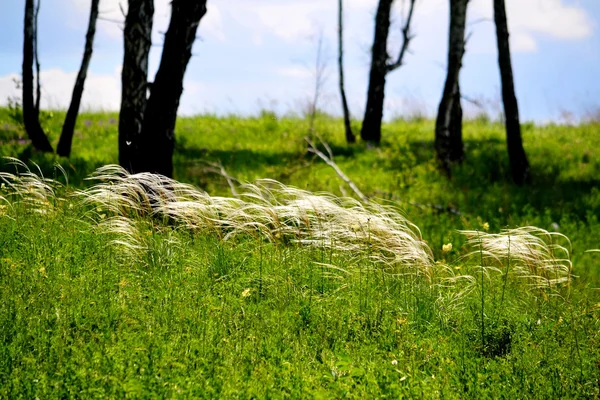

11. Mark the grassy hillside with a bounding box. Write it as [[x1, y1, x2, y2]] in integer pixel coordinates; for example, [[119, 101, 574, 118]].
[[1, 109, 599, 397]]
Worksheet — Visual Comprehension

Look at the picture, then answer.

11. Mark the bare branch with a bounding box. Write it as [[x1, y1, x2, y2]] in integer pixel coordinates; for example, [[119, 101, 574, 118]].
[[97, 16, 125, 25], [337, 0, 355, 143], [305, 136, 369, 204], [461, 94, 485, 109], [308, 30, 326, 135], [203, 161, 240, 198], [316, 133, 334, 160], [468, 17, 493, 27], [386, 0, 417, 72]]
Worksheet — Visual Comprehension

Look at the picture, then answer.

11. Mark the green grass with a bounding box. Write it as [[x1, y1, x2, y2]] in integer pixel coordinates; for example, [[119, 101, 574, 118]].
[[0, 108, 599, 397]]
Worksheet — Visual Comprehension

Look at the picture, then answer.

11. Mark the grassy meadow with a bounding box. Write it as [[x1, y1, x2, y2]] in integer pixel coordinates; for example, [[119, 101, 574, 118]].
[[0, 108, 599, 398]]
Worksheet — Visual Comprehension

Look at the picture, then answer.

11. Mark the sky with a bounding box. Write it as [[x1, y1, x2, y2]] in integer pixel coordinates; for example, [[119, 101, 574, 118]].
[[0, 0, 598, 122]]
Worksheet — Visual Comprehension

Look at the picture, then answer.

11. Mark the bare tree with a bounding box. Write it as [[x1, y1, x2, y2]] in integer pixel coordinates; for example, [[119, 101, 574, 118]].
[[22, 0, 53, 152], [307, 31, 327, 136], [494, 0, 530, 184], [338, 0, 355, 143], [33, 0, 41, 116], [119, 0, 154, 171], [435, 0, 468, 175], [57, 0, 100, 157], [361, 0, 416, 145], [136, 0, 208, 177]]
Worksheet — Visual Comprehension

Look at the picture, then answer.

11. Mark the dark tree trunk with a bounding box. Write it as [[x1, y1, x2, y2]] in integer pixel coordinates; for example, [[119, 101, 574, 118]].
[[119, 0, 154, 172], [22, 0, 53, 152], [338, 0, 355, 144], [136, 0, 207, 177], [435, 0, 467, 174], [361, 0, 415, 145], [33, 0, 41, 117], [361, 0, 393, 144], [493, 0, 530, 184], [57, 0, 99, 157], [449, 81, 463, 158]]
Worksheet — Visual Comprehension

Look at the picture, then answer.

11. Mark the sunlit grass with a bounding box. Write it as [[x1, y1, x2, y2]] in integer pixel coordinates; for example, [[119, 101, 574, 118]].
[[0, 109, 599, 397], [0, 163, 598, 397]]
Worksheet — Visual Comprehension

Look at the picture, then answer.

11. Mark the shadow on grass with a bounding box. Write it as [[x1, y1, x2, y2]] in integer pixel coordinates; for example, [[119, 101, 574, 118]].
[[404, 138, 600, 220]]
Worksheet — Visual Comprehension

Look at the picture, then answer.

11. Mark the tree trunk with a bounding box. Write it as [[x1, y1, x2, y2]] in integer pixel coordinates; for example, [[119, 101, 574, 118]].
[[57, 0, 99, 157], [136, 0, 207, 177], [119, 0, 154, 172], [493, 0, 530, 184], [435, 0, 467, 174], [33, 0, 41, 117], [361, 0, 393, 144], [338, 0, 355, 144], [22, 0, 53, 152], [449, 81, 463, 159]]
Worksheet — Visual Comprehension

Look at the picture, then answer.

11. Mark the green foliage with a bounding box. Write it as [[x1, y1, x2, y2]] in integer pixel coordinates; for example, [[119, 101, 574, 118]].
[[0, 108, 599, 397]]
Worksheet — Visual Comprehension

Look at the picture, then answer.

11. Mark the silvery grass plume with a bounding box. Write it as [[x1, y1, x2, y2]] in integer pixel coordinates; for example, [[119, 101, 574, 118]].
[[96, 215, 183, 268], [80, 166, 435, 278], [97, 216, 148, 261], [0, 157, 65, 214], [460, 227, 573, 289]]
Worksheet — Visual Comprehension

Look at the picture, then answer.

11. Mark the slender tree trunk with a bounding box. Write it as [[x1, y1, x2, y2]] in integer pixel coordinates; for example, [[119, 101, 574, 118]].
[[119, 0, 154, 172], [338, 0, 355, 144], [57, 0, 99, 157], [450, 81, 463, 156], [136, 0, 207, 177], [33, 0, 41, 117], [22, 0, 53, 152], [435, 0, 467, 174], [361, 0, 416, 145], [494, 0, 530, 184], [361, 0, 393, 144]]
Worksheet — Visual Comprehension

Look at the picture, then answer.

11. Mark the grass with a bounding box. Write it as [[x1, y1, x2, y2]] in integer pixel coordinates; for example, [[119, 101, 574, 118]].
[[0, 108, 599, 397]]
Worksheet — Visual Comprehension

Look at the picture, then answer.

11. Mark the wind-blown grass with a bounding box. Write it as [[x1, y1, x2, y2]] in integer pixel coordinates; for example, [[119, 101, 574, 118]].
[[0, 113, 599, 397], [460, 227, 573, 288], [79, 165, 435, 278]]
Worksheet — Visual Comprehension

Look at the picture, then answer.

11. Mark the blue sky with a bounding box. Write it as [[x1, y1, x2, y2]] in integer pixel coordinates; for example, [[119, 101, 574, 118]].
[[0, 0, 598, 122]]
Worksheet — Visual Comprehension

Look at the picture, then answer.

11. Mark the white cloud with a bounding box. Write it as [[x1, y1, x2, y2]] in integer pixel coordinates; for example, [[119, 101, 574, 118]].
[[467, 0, 593, 53], [0, 73, 21, 104], [228, 1, 325, 42], [224, 0, 592, 55], [0, 68, 122, 110], [274, 66, 313, 79], [0, 68, 211, 115], [69, 0, 225, 42]]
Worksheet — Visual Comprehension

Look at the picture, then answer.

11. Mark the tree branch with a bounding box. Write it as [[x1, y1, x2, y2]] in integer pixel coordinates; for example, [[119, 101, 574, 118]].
[[386, 0, 417, 72], [203, 161, 240, 198], [305, 136, 369, 204]]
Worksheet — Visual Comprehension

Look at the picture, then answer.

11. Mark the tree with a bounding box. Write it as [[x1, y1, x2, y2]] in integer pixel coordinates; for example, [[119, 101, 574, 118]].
[[119, 0, 154, 172], [361, 0, 416, 145], [22, 0, 53, 152], [57, 0, 100, 157], [33, 0, 41, 117], [435, 0, 468, 175], [338, 0, 355, 144], [135, 0, 208, 177], [494, 0, 530, 184]]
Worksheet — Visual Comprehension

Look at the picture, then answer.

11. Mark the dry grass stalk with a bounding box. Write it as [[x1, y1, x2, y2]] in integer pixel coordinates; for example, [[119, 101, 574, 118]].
[[460, 226, 572, 288]]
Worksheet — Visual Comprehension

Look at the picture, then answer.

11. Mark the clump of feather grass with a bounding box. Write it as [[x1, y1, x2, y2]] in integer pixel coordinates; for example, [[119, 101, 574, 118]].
[[80, 166, 435, 278], [0, 157, 65, 214], [460, 227, 573, 289]]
